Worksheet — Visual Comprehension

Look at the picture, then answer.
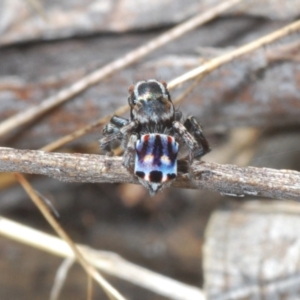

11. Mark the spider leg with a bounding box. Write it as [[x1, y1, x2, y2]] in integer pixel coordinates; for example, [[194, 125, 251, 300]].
[[100, 115, 130, 152], [172, 120, 205, 164], [183, 116, 211, 159], [99, 125, 121, 153], [119, 120, 139, 172], [119, 120, 138, 144], [102, 115, 129, 136], [110, 115, 129, 128], [174, 110, 182, 121], [122, 133, 138, 173]]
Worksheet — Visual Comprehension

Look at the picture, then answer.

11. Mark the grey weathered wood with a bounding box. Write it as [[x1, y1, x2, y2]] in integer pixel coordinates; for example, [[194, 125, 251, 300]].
[[204, 201, 300, 300], [1, 0, 299, 45], [0, 147, 299, 201]]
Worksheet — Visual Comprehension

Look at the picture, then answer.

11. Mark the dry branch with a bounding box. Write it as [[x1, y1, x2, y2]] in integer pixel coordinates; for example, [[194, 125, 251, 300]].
[[0, 147, 299, 201]]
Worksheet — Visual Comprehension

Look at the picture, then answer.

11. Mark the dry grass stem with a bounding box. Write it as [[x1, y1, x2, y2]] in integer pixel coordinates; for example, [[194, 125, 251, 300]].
[[0, 216, 206, 300], [14, 173, 127, 300], [50, 257, 75, 300], [0, 0, 241, 138]]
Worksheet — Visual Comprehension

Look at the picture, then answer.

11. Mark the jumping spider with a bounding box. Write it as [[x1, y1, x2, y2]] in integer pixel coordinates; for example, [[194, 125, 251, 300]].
[[99, 79, 210, 196]]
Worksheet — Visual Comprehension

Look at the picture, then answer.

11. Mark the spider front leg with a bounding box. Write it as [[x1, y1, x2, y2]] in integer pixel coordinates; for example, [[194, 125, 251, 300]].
[[184, 116, 211, 158], [99, 115, 129, 153], [172, 119, 209, 164], [110, 115, 129, 128]]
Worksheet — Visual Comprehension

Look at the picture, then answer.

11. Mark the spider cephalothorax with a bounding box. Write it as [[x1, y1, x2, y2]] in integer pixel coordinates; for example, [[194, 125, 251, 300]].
[[128, 79, 174, 128], [100, 79, 210, 196]]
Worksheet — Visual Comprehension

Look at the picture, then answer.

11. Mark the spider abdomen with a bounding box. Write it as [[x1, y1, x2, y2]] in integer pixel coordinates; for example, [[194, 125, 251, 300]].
[[134, 134, 178, 195]]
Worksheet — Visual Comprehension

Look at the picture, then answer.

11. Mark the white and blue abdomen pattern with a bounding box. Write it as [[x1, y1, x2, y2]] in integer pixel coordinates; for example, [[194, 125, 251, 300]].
[[134, 134, 178, 188]]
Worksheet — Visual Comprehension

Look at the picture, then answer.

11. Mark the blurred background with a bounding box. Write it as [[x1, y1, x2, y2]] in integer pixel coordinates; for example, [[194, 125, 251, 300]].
[[1, 0, 300, 299]]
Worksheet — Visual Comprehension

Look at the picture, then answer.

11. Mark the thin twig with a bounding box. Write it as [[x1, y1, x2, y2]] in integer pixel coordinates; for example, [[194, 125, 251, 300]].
[[1, 148, 299, 201], [14, 173, 127, 300], [0, 0, 242, 138], [0, 216, 206, 300]]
